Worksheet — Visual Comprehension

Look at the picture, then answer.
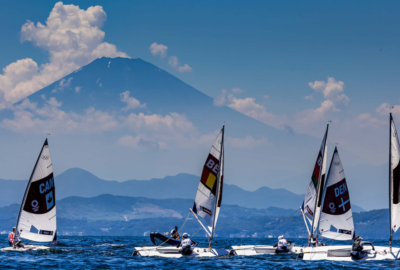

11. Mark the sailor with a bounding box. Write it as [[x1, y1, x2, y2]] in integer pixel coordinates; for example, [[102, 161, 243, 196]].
[[310, 234, 325, 247], [178, 233, 194, 255], [352, 236, 363, 252], [350, 235, 372, 260], [171, 226, 180, 240], [275, 235, 288, 253], [8, 227, 24, 249]]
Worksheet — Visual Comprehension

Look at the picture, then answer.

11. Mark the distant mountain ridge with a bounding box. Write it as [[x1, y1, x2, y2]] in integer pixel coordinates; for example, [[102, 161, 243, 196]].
[[0, 194, 385, 239], [0, 194, 299, 221], [0, 167, 364, 212]]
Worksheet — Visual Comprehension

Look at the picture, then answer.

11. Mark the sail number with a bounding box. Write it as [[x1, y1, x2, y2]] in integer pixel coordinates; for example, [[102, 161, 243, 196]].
[[39, 177, 54, 194], [206, 159, 220, 175], [334, 183, 347, 197]]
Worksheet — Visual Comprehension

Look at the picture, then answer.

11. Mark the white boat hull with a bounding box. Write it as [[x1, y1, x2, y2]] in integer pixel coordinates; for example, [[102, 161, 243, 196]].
[[301, 245, 400, 261], [1, 245, 51, 252], [132, 246, 230, 257], [231, 243, 295, 256]]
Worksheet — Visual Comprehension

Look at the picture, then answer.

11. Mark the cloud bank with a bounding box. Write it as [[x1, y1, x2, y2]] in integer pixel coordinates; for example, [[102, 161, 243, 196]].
[[0, 2, 128, 108]]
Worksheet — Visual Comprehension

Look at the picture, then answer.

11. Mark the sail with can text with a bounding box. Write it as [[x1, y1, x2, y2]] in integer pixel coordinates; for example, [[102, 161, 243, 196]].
[[15, 139, 57, 242]]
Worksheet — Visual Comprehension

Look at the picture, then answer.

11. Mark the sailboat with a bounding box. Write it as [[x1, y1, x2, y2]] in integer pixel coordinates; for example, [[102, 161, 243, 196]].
[[231, 125, 330, 256], [1, 139, 57, 251], [301, 123, 329, 242], [299, 113, 400, 261], [298, 146, 357, 259], [133, 125, 230, 257]]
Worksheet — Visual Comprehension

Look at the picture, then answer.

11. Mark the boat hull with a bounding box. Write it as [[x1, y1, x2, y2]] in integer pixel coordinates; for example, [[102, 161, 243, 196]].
[[132, 246, 230, 257], [231, 244, 295, 256], [150, 232, 181, 246], [1, 245, 51, 251], [301, 245, 400, 261]]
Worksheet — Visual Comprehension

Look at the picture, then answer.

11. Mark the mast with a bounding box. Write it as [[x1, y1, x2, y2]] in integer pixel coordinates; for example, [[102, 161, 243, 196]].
[[210, 124, 224, 247], [390, 113, 393, 252], [309, 123, 329, 243], [15, 138, 48, 236]]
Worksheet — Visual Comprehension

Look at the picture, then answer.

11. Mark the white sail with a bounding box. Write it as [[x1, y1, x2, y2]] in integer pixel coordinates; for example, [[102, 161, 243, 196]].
[[193, 126, 224, 233], [390, 114, 400, 232], [318, 147, 354, 241], [302, 124, 328, 233], [16, 139, 57, 242]]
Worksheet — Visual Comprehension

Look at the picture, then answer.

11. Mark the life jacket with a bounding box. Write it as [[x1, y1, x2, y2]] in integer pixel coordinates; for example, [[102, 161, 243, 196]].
[[352, 239, 362, 251], [8, 232, 14, 243], [278, 239, 287, 248], [181, 238, 192, 248]]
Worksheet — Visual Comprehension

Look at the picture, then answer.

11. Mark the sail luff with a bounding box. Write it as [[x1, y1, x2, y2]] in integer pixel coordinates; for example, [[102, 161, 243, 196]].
[[314, 124, 329, 236], [390, 113, 393, 249], [308, 123, 329, 238], [15, 139, 48, 237], [210, 124, 224, 243]]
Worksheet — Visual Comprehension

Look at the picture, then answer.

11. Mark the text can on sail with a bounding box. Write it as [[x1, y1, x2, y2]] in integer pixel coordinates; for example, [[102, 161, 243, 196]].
[[1, 139, 57, 251]]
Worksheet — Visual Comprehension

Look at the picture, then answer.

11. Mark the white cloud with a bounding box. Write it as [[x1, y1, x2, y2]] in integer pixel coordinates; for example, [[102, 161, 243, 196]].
[[149, 43, 168, 58], [52, 77, 73, 93], [355, 103, 400, 129], [1, 97, 119, 134], [168, 56, 192, 73], [263, 95, 270, 100], [178, 64, 192, 73], [354, 113, 383, 128], [309, 77, 344, 98], [304, 94, 313, 100], [227, 135, 268, 148], [308, 77, 349, 104], [75, 86, 81, 93], [120, 91, 146, 111], [149, 42, 192, 73], [213, 89, 227, 106], [227, 96, 286, 129], [294, 100, 337, 126], [0, 2, 128, 107], [118, 135, 167, 150], [232, 87, 244, 93], [124, 112, 194, 133]]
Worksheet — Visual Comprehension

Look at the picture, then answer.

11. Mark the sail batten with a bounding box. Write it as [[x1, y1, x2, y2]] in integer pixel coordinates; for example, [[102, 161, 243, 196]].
[[15, 139, 57, 242], [193, 125, 224, 235], [318, 147, 354, 241]]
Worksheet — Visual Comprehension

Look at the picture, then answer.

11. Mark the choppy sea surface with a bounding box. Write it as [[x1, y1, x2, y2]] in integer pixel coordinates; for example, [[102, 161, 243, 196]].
[[1, 236, 400, 269]]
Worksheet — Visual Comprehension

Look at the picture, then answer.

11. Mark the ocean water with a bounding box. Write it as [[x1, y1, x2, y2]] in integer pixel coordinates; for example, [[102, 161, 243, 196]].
[[1, 236, 400, 269]]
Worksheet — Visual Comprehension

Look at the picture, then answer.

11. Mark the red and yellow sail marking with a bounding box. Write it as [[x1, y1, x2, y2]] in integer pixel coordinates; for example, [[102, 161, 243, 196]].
[[200, 154, 220, 195]]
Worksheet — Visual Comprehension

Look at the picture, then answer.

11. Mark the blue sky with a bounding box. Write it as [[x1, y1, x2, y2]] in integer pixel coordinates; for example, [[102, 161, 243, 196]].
[[0, 1, 399, 202]]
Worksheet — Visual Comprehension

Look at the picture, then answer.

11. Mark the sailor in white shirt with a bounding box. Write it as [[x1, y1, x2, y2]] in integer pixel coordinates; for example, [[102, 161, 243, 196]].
[[179, 233, 194, 255], [275, 235, 288, 253]]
